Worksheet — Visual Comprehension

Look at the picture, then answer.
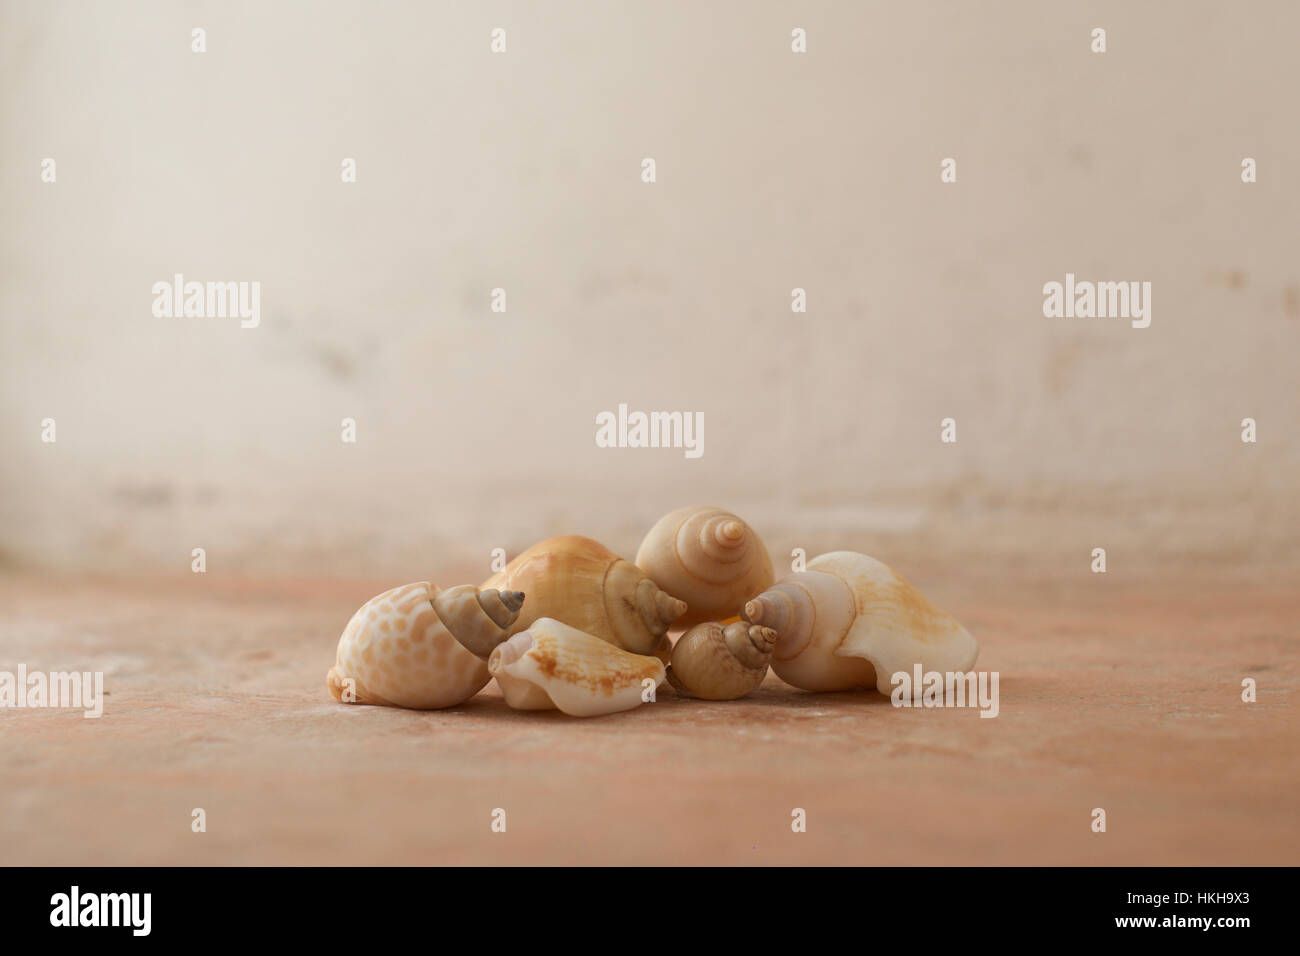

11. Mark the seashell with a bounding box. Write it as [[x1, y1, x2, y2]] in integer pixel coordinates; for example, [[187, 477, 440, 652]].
[[327, 582, 524, 709], [742, 552, 977, 694], [635, 505, 774, 628], [483, 535, 687, 656], [488, 617, 666, 717], [666, 620, 777, 700]]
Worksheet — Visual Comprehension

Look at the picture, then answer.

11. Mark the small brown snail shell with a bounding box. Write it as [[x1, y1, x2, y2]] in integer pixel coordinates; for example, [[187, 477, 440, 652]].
[[327, 582, 524, 709], [483, 535, 687, 656], [635, 505, 774, 628], [667, 620, 778, 700]]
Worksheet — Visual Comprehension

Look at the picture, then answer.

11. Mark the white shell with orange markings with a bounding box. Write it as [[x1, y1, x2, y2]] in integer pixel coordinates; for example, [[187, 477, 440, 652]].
[[742, 552, 978, 694], [488, 617, 666, 717]]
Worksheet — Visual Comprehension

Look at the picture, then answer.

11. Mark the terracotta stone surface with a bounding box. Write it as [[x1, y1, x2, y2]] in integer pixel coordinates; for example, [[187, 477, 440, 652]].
[[1, 566, 1295, 866]]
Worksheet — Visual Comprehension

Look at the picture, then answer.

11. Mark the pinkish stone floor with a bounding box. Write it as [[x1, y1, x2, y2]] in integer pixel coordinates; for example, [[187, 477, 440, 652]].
[[1, 566, 1296, 865]]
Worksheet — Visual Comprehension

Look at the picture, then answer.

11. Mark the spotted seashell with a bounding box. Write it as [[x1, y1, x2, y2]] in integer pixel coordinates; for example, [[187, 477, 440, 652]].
[[327, 581, 523, 709]]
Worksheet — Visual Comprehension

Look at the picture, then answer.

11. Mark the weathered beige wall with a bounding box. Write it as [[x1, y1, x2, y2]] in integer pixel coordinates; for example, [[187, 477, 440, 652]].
[[3, 0, 1298, 578]]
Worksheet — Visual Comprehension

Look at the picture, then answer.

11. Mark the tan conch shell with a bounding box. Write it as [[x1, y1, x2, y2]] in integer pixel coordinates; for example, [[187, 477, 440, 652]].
[[483, 535, 687, 656], [327, 582, 524, 709], [635, 506, 774, 628], [667, 620, 777, 700], [488, 617, 666, 717], [742, 552, 977, 694]]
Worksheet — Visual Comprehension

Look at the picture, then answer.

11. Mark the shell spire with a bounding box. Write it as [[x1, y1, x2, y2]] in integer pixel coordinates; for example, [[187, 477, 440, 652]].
[[725, 620, 779, 669], [433, 585, 526, 658], [640, 578, 689, 636]]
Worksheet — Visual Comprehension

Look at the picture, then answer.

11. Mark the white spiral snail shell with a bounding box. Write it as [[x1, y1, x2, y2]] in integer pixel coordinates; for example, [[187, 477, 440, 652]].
[[635, 505, 774, 628], [742, 552, 977, 694]]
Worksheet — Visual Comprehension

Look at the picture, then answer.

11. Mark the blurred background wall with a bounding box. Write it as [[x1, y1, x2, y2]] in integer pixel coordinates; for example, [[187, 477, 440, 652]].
[[2, 0, 1297, 580]]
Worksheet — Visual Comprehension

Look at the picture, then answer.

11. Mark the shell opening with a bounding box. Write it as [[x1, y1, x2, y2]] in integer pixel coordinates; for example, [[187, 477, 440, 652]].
[[488, 631, 534, 675]]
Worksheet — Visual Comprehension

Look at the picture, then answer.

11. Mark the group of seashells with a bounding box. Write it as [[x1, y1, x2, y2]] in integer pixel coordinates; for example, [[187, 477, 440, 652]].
[[326, 505, 979, 717]]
